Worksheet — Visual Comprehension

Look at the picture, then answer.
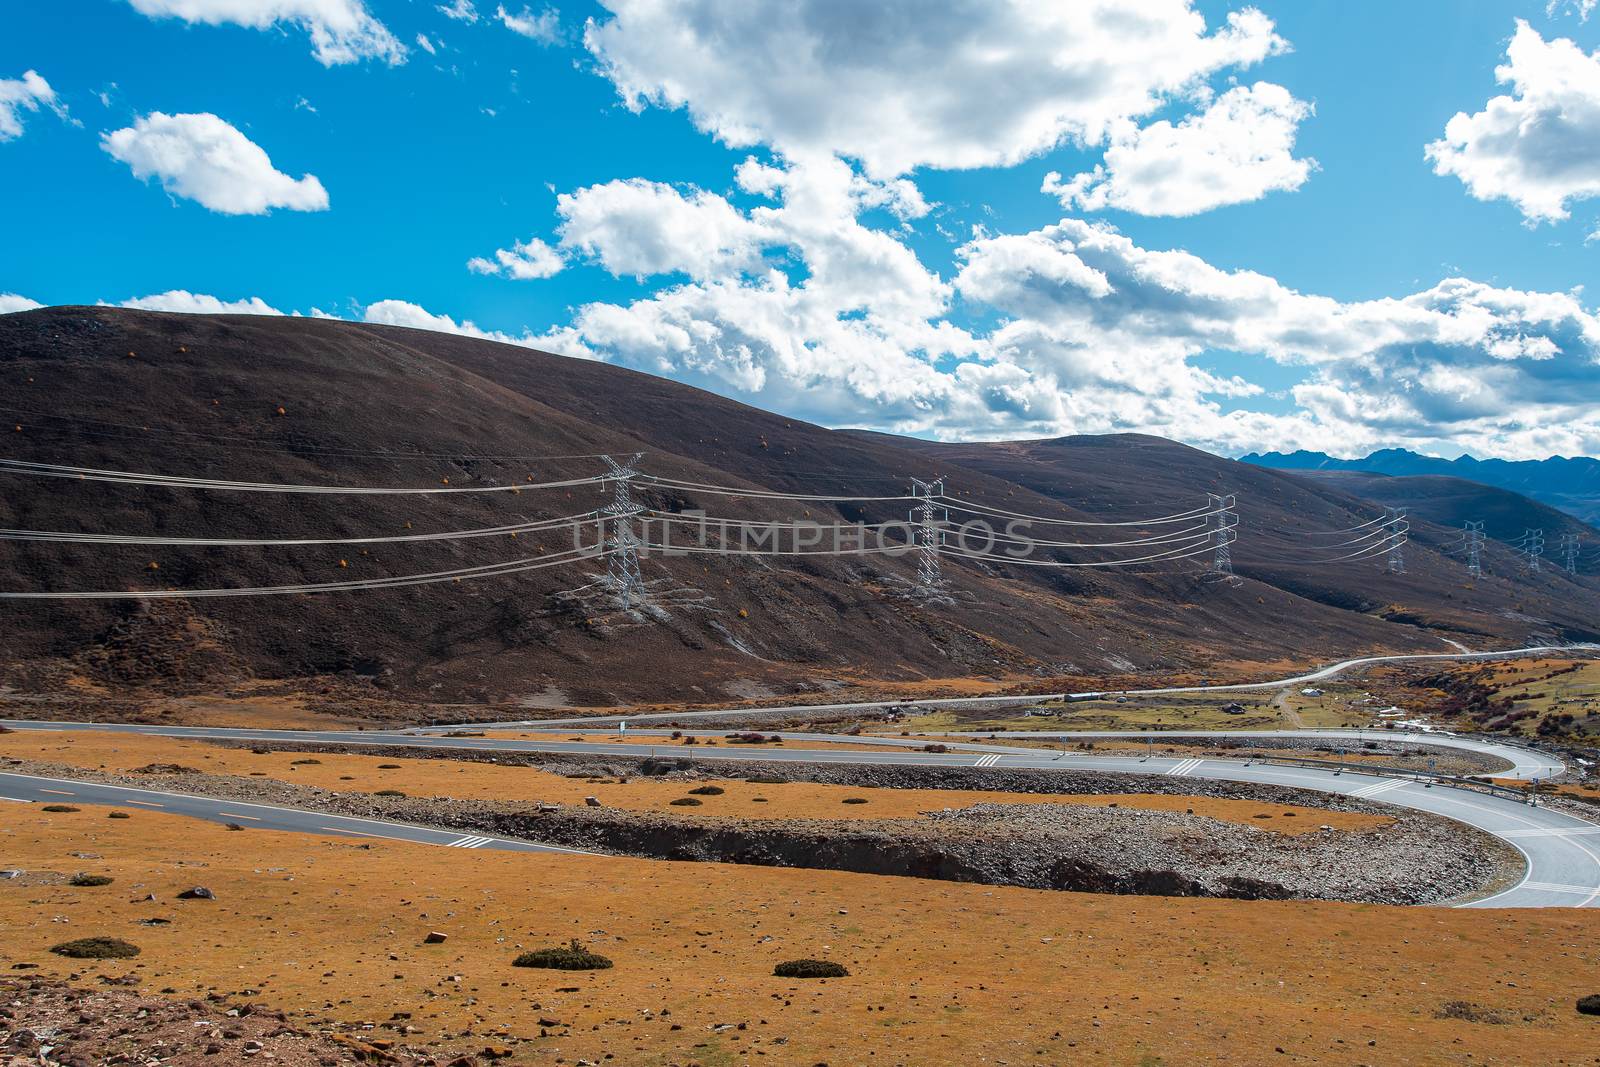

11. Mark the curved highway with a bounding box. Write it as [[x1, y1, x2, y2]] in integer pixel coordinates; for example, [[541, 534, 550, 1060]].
[[2, 717, 1596, 909]]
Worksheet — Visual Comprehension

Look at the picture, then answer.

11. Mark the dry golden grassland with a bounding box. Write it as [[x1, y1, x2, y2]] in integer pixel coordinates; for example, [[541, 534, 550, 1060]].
[[2, 804, 1598, 1066]]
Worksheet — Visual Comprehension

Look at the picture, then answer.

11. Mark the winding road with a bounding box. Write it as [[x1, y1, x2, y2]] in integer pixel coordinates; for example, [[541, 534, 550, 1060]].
[[2, 644, 1596, 908]]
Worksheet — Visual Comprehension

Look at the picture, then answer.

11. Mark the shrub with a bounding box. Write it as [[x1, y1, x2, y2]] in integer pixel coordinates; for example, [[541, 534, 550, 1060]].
[[774, 959, 848, 978], [378, 764, 401, 769], [374, 789, 406, 797], [41, 805, 79, 813], [842, 797, 868, 805], [512, 939, 613, 971], [107, 812, 131, 820], [920, 744, 948, 754], [290, 758, 323, 765], [1577, 994, 1600, 1016], [69, 874, 114, 887], [224, 823, 245, 831], [688, 785, 725, 796], [669, 797, 702, 807], [51, 937, 140, 960]]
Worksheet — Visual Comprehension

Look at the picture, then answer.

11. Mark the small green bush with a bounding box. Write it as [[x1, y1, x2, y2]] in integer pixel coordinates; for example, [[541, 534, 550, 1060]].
[[374, 789, 406, 797], [290, 758, 322, 765], [69, 874, 114, 887], [669, 797, 702, 807], [107, 812, 131, 820], [41, 805, 79, 813], [512, 939, 613, 971], [774, 959, 848, 978], [51, 937, 140, 960], [377, 764, 401, 769], [688, 785, 725, 796], [842, 797, 868, 805]]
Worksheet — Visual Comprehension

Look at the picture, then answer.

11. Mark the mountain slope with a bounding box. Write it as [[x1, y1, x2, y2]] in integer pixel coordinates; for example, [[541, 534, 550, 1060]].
[[1, 306, 1596, 709], [1244, 448, 1600, 525]]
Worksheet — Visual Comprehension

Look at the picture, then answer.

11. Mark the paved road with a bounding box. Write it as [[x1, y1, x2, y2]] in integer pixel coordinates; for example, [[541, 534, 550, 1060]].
[[420, 643, 1599, 731], [523, 727, 1561, 782], [2, 718, 1596, 908], [0, 770, 595, 856]]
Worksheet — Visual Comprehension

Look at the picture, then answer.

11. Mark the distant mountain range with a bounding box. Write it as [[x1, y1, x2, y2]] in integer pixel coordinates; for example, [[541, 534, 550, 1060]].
[[1243, 449, 1600, 526]]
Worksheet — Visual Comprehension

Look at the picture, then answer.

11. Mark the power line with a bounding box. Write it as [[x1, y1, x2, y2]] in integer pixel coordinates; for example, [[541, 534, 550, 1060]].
[[0, 511, 604, 547], [0, 457, 611, 495]]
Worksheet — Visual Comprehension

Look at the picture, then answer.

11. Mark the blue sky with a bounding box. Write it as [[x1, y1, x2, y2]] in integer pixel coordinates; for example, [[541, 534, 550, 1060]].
[[4, 1, 1600, 461]]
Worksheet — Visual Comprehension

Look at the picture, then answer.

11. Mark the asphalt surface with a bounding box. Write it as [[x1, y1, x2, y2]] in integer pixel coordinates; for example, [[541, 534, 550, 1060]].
[[0, 769, 595, 856], [1, 718, 1596, 909]]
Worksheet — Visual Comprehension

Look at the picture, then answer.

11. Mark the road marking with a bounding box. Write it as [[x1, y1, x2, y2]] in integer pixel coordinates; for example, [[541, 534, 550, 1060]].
[[40, 788, 75, 796], [446, 835, 492, 848], [1500, 827, 1600, 838], [1521, 881, 1600, 896], [217, 812, 260, 821], [0, 796, 28, 803], [1350, 779, 1410, 799], [973, 754, 1002, 768], [1165, 758, 1203, 777], [123, 799, 164, 808]]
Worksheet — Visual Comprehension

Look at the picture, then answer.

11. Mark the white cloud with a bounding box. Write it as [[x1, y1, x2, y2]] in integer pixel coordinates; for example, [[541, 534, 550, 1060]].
[[1427, 21, 1600, 223], [467, 236, 564, 279], [585, 0, 1285, 178], [361, 298, 580, 352], [555, 177, 774, 280], [111, 290, 285, 315], [496, 4, 560, 43], [1043, 82, 1315, 217], [415, 33, 437, 54], [437, 0, 478, 22], [0, 70, 66, 142], [0, 294, 43, 314], [101, 112, 330, 215], [127, 0, 405, 65]]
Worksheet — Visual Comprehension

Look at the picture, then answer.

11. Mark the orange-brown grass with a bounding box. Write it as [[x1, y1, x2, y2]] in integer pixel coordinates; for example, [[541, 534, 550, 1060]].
[[0, 731, 1385, 833], [1, 805, 1596, 1066], [487, 731, 902, 752]]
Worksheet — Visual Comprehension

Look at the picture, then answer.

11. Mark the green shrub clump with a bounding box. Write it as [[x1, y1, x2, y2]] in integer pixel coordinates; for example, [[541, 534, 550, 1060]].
[[40, 805, 80, 813], [51, 937, 140, 960], [842, 797, 869, 805], [512, 939, 613, 971], [688, 785, 725, 796], [69, 874, 114, 887], [669, 797, 702, 807], [773, 958, 849, 978], [374, 789, 407, 797]]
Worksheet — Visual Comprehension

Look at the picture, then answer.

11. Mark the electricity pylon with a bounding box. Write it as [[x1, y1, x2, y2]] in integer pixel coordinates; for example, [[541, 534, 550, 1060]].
[[1558, 531, 1580, 575], [1384, 506, 1407, 575], [601, 453, 646, 609], [1206, 493, 1237, 578], [1520, 528, 1544, 575], [909, 476, 947, 593], [1463, 520, 1484, 579]]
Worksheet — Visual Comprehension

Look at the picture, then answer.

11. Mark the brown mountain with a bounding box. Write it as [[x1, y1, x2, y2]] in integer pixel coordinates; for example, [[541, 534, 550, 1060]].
[[0, 306, 1595, 708]]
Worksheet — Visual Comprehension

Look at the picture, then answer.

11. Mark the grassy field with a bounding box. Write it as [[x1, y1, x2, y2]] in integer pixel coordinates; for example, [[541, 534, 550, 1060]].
[[3, 803, 1599, 1065]]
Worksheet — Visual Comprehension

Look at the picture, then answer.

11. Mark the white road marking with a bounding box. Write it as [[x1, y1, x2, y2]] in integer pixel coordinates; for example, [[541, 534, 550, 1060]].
[[217, 812, 260, 821], [40, 788, 75, 796], [973, 754, 1002, 768], [1350, 779, 1410, 799], [1165, 758, 1203, 777], [1500, 827, 1600, 839], [124, 799, 164, 807], [446, 835, 492, 848], [1521, 882, 1600, 896]]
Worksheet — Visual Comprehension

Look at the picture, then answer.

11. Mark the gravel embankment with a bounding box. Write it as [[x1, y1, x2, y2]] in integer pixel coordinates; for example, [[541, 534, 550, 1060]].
[[1, 752, 1523, 906]]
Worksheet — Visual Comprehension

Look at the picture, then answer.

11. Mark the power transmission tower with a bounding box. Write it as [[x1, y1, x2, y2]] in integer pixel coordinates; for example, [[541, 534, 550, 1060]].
[[1384, 506, 1407, 574], [1206, 493, 1237, 578], [1463, 520, 1484, 580], [1520, 528, 1544, 575], [601, 453, 646, 609], [1558, 531, 1581, 575], [909, 476, 947, 593]]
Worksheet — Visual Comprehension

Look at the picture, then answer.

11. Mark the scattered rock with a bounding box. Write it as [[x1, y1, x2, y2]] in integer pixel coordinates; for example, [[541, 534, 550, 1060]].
[[177, 886, 216, 900]]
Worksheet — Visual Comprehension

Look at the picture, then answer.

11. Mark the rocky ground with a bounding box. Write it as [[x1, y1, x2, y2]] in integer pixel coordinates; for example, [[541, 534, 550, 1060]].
[[0, 975, 445, 1065], [0, 749, 1521, 906]]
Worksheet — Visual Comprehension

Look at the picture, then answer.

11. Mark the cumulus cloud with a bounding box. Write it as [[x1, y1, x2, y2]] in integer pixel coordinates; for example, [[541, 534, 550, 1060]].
[[584, 0, 1285, 178], [111, 290, 285, 315], [466, 236, 564, 279], [0, 70, 66, 142], [496, 4, 560, 43], [126, 0, 405, 65], [361, 298, 579, 352], [101, 112, 330, 215], [555, 177, 774, 280], [437, 0, 478, 21], [1427, 21, 1600, 223], [1043, 82, 1315, 217], [0, 294, 43, 314]]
